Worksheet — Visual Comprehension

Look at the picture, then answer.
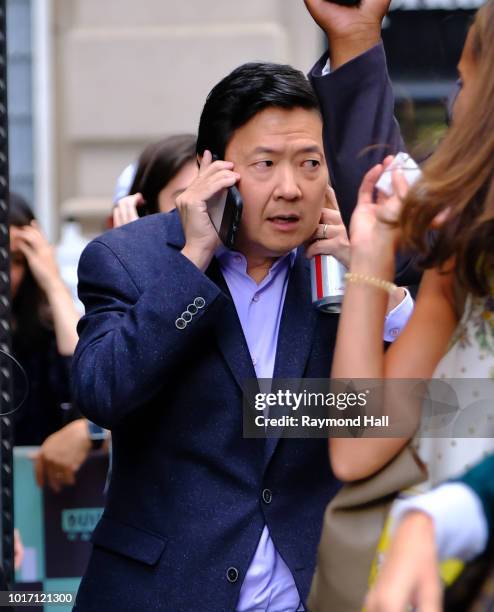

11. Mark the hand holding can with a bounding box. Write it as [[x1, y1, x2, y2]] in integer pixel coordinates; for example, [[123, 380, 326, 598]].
[[306, 186, 349, 313]]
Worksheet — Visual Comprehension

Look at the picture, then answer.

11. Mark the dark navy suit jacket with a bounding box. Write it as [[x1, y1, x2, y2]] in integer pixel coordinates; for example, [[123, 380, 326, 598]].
[[72, 44, 403, 611]]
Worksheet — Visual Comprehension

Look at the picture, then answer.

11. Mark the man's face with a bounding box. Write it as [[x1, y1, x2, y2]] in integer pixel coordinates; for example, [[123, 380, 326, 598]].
[[224, 106, 329, 260]]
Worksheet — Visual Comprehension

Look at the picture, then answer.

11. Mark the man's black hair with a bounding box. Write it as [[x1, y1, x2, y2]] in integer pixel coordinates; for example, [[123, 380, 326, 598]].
[[196, 62, 321, 159]]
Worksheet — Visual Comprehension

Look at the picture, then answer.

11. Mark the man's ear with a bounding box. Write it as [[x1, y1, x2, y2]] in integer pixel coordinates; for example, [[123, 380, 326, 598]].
[[196, 154, 202, 167]]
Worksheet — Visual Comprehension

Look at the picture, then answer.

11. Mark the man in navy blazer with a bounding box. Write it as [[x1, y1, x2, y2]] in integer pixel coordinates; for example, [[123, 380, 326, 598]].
[[72, 2, 405, 610]]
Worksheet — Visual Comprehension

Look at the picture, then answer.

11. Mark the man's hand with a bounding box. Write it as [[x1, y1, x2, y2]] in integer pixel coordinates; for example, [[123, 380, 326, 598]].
[[33, 419, 92, 493], [305, 186, 350, 267], [365, 512, 442, 612], [304, 0, 391, 69], [177, 150, 240, 271]]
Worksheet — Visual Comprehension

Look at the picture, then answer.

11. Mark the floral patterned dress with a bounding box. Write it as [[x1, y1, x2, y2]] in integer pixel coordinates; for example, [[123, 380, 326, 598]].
[[414, 293, 494, 488]]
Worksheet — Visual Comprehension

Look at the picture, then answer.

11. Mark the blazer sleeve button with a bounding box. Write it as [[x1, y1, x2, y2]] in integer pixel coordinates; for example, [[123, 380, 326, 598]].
[[175, 318, 187, 330], [226, 567, 239, 583], [194, 297, 206, 309], [262, 489, 273, 504], [187, 303, 198, 316]]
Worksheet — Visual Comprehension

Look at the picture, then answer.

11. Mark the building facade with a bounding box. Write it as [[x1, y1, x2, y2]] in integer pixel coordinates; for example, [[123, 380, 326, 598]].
[[10, 0, 322, 239]]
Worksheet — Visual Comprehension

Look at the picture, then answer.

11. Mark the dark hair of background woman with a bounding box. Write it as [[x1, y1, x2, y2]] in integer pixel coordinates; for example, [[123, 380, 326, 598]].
[[9, 192, 50, 350], [128, 133, 197, 214]]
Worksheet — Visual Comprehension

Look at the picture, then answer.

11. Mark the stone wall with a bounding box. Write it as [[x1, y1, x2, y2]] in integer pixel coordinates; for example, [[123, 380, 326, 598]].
[[52, 0, 323, 233]]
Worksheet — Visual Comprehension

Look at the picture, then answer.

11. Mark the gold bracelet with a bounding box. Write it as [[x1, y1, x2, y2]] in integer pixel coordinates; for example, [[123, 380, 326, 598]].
[[344, 272, 398, 295]]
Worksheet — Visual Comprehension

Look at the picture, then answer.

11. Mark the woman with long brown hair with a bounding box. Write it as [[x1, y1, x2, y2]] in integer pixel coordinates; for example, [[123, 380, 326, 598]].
[[112, 134, 198, 227], [330, 0, 494, 484], [317, 8, 494, 607], [10, 193, 80, 445]]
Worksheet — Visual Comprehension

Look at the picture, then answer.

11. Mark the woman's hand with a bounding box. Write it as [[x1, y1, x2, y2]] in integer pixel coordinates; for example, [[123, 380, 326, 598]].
[[365, 512, 442, 612], [15, 221, 64, 294], [33, 419, 92, 493], [305, 186, 350, 268], [349, 156, 409, 265], [15, 220, 80, 355], [14, 528, 24, 571], [113, 193, 144, 228]]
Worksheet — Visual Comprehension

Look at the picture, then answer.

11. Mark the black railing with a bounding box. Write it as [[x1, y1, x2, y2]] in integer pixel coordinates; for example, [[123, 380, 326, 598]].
[[0, 0, 14, 588]]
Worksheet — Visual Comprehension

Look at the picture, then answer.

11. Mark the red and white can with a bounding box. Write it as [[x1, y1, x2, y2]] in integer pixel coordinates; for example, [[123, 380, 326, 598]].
[[310, 254, 346, 313]]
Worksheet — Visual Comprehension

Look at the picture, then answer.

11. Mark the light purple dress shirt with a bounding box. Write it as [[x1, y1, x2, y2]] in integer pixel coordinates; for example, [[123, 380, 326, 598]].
[[216, 247, 303, 612]]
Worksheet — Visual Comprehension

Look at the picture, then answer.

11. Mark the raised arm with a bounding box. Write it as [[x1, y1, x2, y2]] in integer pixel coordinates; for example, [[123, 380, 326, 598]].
[[329, 166, 457, 481], [305, 0, 419, 283], [305, 0, 391, 71], [306, 0, 402, 227]]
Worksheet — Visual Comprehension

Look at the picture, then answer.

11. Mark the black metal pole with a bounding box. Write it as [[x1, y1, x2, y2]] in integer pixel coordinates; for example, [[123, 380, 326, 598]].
[[0, 0, 15, 588]]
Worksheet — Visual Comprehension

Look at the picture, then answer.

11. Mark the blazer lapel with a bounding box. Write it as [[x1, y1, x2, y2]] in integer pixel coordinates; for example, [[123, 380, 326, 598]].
[[263, 251, 318, 469], [166, 211, 257, 392], [165, 210, 186, 249], [206, 259, 259, 394]]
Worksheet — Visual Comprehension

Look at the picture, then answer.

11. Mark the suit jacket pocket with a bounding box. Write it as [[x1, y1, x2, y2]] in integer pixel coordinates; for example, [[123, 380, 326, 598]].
[[91, 515, 168, 566]]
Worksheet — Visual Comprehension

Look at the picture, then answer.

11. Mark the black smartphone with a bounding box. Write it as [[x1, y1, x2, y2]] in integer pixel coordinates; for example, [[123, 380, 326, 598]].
[[207, 156, 243, 249], [206, 185, 243, 249]]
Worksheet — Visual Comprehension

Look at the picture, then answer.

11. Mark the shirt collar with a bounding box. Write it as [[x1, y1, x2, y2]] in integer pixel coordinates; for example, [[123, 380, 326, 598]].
[[215, 245, 297, 274]]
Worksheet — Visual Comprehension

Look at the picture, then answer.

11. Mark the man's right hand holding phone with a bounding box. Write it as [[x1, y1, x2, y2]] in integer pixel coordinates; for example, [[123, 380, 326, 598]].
[[177, 150, 241, 272]]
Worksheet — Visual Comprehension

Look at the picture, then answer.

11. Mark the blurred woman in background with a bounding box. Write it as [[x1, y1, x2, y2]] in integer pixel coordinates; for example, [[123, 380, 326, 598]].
[[112, 133, 198, 227], [10, 192, 79, 447], [9, 193, 94, 493]]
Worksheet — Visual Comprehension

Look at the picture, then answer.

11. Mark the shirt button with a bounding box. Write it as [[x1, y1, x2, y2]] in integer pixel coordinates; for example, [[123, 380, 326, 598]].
[[252, 294, 260, 302], [252, 358, 257, 366], [234, 255, 242, 264], [262, 489, 272, 504], [226, 567, 239, 583]]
